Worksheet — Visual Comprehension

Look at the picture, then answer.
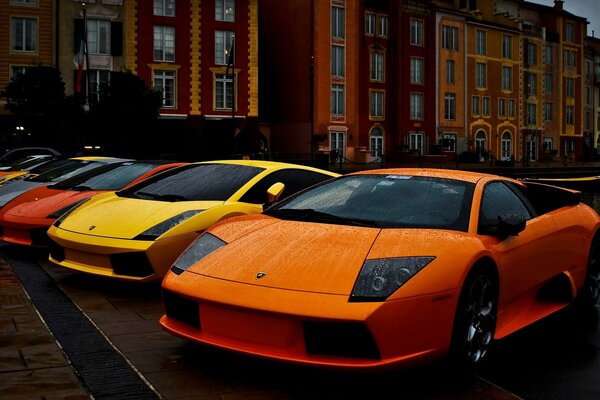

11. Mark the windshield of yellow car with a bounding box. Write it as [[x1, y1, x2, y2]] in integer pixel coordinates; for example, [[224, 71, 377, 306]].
[[117, 163, 265, 202]]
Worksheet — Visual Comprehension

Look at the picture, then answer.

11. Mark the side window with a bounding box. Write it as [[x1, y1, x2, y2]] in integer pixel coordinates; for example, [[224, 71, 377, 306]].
[[239, 170, 333, 204], [478, 181, 533, 234]]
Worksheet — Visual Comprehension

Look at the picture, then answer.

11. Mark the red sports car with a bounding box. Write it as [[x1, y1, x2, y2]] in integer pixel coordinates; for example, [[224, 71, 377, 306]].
[[0, 160, 185, 246]]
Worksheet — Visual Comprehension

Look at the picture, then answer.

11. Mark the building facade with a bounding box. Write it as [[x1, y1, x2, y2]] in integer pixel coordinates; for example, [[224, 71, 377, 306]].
[[0, 0, 597, 164]]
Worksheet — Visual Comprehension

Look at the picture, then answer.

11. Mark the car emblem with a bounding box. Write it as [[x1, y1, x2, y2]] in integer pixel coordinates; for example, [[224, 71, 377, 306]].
[[256, 272, 267, 279], [89, 225, 96, 231]]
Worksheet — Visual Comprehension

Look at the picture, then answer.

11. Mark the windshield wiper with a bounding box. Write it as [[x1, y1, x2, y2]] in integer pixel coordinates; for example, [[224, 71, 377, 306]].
[[71, 185, 93, 191], [266, 208, 381, 228], [135, 191, 188, 202]]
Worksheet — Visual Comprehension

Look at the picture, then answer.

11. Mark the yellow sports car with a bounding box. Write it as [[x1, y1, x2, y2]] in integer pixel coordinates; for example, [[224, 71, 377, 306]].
[[47, 160, 339, 282]]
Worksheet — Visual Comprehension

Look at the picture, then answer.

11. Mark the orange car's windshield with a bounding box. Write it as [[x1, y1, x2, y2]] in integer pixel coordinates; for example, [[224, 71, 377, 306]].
[[266, 175, 475, 231]]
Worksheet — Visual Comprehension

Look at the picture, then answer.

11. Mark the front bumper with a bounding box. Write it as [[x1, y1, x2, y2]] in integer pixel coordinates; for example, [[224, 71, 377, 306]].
[[160, 270, 461, 369], [47, 225, 200, 282]]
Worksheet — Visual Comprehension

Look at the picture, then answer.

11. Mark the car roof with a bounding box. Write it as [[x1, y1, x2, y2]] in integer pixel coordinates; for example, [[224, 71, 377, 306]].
[[199, 159, 339, 175], [348, 168, 514, 184]]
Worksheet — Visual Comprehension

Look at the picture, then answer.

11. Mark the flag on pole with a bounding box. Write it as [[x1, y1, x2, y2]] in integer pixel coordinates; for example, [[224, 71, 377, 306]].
[[225, 34, 235, 76], [73, 39, 85, 93]]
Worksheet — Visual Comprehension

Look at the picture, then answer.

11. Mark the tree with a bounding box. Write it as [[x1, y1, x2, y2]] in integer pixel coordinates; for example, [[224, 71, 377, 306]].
[[90, 70, 162, 158], [0, 65, 67, 149], [1, 65, 66, 115]]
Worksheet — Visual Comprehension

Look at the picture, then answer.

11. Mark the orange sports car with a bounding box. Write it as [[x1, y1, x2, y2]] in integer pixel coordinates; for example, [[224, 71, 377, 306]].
[[160, 168, 600, 370], [0, 160, 185, 247]]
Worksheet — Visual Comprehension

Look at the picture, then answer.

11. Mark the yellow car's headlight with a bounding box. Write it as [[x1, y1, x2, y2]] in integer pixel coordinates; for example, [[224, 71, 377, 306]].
[[134, 209, 204, 241], [51, 198, 91, 226]]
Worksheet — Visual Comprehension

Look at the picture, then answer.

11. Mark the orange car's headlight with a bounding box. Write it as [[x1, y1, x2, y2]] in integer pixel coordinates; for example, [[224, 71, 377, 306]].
[[170, 232, 226, 275], [350, 256, 435, 302]]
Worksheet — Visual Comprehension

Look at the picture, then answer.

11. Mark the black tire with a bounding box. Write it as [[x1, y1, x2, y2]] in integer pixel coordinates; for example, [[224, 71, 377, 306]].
[[450, 270, 498, 367], [577, 236, 600, 309]]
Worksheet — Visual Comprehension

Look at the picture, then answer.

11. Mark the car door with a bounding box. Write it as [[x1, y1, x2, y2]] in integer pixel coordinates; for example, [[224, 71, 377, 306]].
[[477, 181, 565, 329]]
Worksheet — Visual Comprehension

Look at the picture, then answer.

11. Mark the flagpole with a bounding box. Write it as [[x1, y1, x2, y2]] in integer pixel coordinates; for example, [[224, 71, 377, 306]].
[[228, 35, 235, 121], [83, 4, 90, 110]]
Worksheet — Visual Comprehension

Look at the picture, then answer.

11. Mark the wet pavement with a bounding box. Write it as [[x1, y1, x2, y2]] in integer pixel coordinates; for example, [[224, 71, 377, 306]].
[[1, 243, 599, 400]]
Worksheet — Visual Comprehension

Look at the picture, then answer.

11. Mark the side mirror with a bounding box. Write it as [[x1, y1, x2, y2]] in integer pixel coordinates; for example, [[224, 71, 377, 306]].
[[480, 213, 527, 238], [266, 182, 285, 205]]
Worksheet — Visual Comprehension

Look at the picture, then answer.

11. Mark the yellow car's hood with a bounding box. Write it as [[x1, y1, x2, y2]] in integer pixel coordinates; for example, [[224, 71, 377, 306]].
[[58, 193, 223, 239]]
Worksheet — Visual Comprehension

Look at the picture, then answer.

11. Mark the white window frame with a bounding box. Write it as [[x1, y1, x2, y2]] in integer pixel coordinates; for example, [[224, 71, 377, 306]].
[[154, 0, 175, 17], [446, 60, 455, 84], [215, 30, 235, 65], [544, 102, 553, 122], [410, 93, 424, 120], [410, 57, 423, 84], [331, 84, 345, 116], [508, 99, 515, 118], [409, 132, 423, 153], [476, 62, 486, 88], [566, 105, 574, 125], [502, 66, 512, 91], [216, 0, 235, 22], [365, 12, 375, 35], [410, 19, 423, 46], [502, 35, 512, 59], [526, 73, 536, 96], [154, 70, 176, 108], [442, 26, 458, 51], [544, 73, 553, 94], [377, 15, 388, 38], [475, 131, 486, 160], [370, 128, 384, 157], [215, 73, 234, 110], [566, 77, 574, 97], [472, 95, 480, 116], [501, 132, 512, 160], [370, 90, 384, 118], [444, 92, 456, 120], [498, 98, 506, 118], [370, 51, 383, 81], [11, 17, 37, 52], [332, 5, 345, 39], [476, 30, 486, 55], [482, 96, 490, 117], [87, 19, 111, 55], [154, 26, 175, 62], [330, 131, 346, 161], [331, 45, 345, 77]]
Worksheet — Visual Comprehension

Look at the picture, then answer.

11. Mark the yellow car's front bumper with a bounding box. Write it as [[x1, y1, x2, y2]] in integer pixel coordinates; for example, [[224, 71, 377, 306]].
[[47, 225, 200, 282]]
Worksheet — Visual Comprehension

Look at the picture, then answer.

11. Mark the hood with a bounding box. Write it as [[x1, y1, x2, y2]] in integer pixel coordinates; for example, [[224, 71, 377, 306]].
[[0, 181, 44, 207], [5, 189, 105, 219], [55, 194, 224, 239], [189, 220, 381, 295]]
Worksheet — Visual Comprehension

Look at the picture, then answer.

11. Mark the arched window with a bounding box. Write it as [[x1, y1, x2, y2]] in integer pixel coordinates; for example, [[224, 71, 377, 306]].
[[501, 131, 512, 160], [370, 127, 384, 157], [475, 130, 486, 160]]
